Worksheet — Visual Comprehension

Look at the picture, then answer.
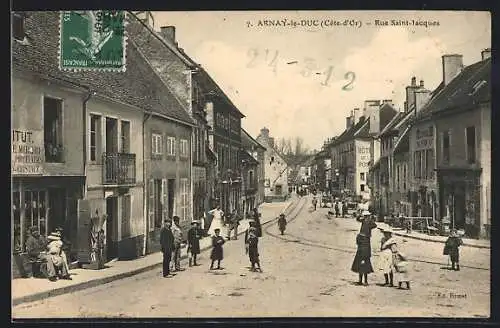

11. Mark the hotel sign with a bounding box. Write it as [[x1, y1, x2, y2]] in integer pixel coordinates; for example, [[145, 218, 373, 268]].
[[11, 129, 44, 175]]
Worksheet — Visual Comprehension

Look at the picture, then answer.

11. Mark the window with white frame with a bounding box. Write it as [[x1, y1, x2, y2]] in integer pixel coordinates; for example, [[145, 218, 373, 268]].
[[166, 137, 176, 156], [466, 126, 476, 164], [89, 114, 102, 162], [151, 133, 163, 156], [180, 139, 189, 157], [180, 178, 189, 221], [121, 121, 130, 153]]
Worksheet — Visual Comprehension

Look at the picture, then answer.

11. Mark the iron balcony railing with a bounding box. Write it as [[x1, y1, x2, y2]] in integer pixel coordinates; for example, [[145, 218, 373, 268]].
[[102, 152, 136, 185]]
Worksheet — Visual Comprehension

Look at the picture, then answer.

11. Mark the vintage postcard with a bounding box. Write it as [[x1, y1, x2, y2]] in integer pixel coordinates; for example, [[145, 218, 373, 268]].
[[11, 10, 491, 319]]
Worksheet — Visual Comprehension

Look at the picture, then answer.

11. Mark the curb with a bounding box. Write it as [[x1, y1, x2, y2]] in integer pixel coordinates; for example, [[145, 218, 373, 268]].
[[12, 200, 296, 307], [377, 227, 490, 250]]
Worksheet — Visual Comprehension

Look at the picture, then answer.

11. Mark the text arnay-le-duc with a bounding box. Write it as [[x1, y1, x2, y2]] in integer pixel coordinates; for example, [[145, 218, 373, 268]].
[[375, 19, 440, 28]]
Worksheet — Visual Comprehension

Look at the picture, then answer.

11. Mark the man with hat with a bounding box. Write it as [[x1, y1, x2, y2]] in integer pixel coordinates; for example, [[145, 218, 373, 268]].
[[160, 219, 175, 278], [171, 216, 185, 273], [187, 220, 202, 267], [25, 226, 48, 278]]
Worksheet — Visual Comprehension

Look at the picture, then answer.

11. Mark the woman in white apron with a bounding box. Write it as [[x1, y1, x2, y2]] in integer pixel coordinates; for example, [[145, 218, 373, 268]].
[[207, 206, 225, 236]]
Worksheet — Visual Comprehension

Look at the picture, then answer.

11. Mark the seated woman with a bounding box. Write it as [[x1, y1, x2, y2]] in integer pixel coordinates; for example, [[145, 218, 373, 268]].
[[46, 231, 72, 281]]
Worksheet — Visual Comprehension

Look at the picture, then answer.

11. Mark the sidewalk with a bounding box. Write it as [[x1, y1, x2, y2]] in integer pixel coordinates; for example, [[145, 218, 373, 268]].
[[12, 199, 294, 306], [376, 222, 490, 249]]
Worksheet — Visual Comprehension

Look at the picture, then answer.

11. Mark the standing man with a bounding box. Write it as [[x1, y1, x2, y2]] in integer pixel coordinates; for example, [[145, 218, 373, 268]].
[[226, 209, 241, 240], [160, 219, 175, 278], [171, 216, 185, 272]]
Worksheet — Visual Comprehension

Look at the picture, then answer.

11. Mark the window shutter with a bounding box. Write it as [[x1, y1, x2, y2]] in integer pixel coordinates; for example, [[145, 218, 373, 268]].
[[151, 134, 155, 155], [148, 179, 155, 231], [76, 199, 91, 263], [161, 179, 168, 221]]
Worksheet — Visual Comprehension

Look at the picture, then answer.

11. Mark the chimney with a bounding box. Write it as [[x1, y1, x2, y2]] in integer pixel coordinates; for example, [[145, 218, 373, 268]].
[[405, 77, 420, 112], [415, 89, 431, 113], [481, 48, 491, 60], [363, 100, 381, 118], [346, 116, 352, 129], [420, 80, 424, 88], [352, 108, 361, 124], [260, 127, 270, 139], [442, 54, 464, 85], [160, 26, 176, 45], [382, 99, 393, 106]]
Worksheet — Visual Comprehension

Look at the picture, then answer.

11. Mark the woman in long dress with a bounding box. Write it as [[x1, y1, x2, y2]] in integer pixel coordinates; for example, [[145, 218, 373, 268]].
[[207, 206, 225, 236], [351, 232, 374, 286]]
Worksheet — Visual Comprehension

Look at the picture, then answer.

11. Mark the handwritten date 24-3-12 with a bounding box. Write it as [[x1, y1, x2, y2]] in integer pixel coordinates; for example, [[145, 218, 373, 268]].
[[246, 48, 355, 91]]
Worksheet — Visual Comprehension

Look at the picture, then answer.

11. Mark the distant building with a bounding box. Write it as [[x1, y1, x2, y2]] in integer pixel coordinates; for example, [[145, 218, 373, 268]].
[[241, 128, 266, 216], [256, 128, 289, 202]]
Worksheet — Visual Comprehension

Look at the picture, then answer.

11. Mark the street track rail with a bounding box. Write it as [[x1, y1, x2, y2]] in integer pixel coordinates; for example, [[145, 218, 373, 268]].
[[263, 197, 489, 272]]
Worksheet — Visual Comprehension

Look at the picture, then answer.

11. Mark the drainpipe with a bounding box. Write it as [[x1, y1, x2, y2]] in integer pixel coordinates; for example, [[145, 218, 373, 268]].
[[142, 111, 153, 256], [82, 90, 96, 199]]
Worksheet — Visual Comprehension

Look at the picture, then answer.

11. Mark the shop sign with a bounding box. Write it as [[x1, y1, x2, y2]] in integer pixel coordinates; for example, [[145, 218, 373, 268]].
[[11, 129, 44, 175]]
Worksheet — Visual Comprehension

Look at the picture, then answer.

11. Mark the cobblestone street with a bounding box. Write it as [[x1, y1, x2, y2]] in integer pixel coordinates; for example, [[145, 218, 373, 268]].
[[12, 197, 490, 318]]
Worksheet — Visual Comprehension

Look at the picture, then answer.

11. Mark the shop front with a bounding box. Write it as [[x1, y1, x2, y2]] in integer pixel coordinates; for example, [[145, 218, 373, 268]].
[[437, 168, 481, 239], [12, 176, 84, 277]]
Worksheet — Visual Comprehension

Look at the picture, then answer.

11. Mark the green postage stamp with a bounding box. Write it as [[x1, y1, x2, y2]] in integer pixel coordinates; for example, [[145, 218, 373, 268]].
[[59, 11, 127, 71]]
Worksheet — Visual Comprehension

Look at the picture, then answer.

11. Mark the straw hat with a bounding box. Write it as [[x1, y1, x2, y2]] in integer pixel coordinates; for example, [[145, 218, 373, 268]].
[[47, 231, 62, 241]]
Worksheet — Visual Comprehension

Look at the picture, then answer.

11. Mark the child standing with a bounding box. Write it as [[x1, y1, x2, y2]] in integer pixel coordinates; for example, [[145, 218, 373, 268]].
[[394, 251, 411, 290], [277, 214, 287, 235], [246, 226, 262, 272], [210, 228, 225, 270], [444, 230, 464, 271]]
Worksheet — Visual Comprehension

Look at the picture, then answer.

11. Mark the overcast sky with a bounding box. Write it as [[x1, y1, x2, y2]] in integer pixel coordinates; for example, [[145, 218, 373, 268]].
[[151, 11, 490, 150]]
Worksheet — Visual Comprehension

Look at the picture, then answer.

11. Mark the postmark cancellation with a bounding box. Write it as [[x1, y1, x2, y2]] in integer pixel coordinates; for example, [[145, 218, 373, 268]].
[[59, 11, 127, 72]]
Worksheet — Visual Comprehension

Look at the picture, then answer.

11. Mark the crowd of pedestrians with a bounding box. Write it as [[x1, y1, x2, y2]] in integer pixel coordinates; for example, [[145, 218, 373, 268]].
[[350, 209, 463, 289], [159, 204, 286, 278]]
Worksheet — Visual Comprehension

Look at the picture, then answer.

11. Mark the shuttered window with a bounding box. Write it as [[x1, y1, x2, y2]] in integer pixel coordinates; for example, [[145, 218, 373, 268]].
[[148, 179, 155, 232], [180, 178, 189, 221], [161, 179, 168, 222]]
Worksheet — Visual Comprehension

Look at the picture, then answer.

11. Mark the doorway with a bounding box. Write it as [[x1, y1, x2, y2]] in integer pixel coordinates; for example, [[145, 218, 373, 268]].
[[453, 185, 466, 230], [106, 196, 119, 261], [167, 179, 175, 219], [47, 188, 66, 234]]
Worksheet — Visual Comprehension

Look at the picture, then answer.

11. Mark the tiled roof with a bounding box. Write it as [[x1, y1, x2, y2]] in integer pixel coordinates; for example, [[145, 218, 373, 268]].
[[241, 128, 266, 151], [12, 11, 195, 126], [240, 149, 259, 165], [393, 125, 410, 154], [378, 111, 405, 137], [416, 58, 491, 120], [196, 69, 246, 118]]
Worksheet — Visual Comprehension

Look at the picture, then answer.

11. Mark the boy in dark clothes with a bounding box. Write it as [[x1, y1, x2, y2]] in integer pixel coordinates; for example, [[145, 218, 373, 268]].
[[444, 230, 464, 271], [210, 228, 225, 270], [187, 221, 202, 267], [277, 213, 287, 235]]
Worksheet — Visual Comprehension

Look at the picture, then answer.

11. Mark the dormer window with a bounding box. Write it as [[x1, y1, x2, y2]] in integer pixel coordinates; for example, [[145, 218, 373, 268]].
[[12, 13, 26, 41]]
